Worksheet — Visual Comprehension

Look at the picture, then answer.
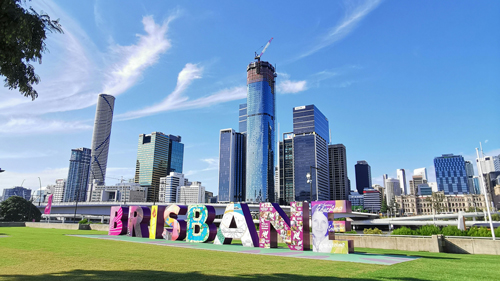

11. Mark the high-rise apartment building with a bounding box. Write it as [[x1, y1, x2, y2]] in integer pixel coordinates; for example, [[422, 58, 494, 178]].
[[396, 169, 407, 195], [88, 94, 115, 199], [434, 154, 468, 195], [159, 172, 187, 203], [53, 179, 66, 203], [328, 144, 349, 200], [278, 133, 295, 205], [245, 60, 276, 203], [292, 105, 330, 202], [477, 155, 498, 175], [218, 129, 246, 202], [413, 168, 428, 181], [135, 132, 184, 202], [355, 161, 372, 194], [65, 148, 91, 202]]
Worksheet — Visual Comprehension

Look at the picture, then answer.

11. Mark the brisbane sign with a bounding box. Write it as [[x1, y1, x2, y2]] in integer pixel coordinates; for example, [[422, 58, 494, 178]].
[[108, 200, 354, 254]]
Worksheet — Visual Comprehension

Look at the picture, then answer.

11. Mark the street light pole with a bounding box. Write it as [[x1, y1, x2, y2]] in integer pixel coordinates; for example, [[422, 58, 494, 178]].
[[306, 166, 321, 202], [38, 177, 42, 206]]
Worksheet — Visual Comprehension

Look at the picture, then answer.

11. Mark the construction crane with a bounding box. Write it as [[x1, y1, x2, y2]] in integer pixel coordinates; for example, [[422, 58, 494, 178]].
[[254, 37, 273, 61]]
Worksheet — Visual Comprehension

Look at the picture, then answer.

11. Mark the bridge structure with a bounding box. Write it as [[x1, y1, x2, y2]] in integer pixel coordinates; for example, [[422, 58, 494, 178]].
[[36, 201, 379, 223]]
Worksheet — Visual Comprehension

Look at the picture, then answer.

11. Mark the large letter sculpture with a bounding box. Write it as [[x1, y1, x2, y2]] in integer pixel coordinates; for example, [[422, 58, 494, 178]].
[[149, 205, 166, 239], [213, 203, 259, 247], [109, 206, 129, 235], [311, 200, 354, 254], [163, 204, 188, 241], [128, 206, 151, 238], [186, 205, 217, 243], [259, 202, 309, 251]]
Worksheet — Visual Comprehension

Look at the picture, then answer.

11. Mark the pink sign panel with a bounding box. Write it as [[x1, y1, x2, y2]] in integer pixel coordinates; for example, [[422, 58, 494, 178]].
[[44, 194, 53, 215], [109, 206, 129, 236]]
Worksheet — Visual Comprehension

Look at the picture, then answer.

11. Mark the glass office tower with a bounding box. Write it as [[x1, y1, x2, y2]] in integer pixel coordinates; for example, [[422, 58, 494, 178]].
[[245, 61, 276, 203], [355, 160, 372, 194], [328, 144, 349, 200], [239, 103, 247, 134], [135, 132, 184, 202], [434, 154, 468, 194], [65, 148, 91, 202], [218, 129, 246, 202], [293, 105, 330, 202], [279, 133, 295, 205]]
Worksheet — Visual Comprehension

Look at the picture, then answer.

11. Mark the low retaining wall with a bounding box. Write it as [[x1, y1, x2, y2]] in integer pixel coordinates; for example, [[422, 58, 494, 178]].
[[0, 222, 26, 227], [26, 222, 109, 231], [338, 234, 443, 253], [444, 238, 500, 255]]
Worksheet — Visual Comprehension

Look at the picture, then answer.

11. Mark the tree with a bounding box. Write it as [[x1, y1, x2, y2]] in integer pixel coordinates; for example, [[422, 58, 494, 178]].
[[381, 197, 388, 213], [0, 196, 41, 222], [0, 0, 63, 100], [425, 192, 445, 215]]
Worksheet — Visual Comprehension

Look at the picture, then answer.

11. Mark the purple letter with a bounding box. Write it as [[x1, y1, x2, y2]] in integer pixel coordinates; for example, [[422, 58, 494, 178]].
[[127, 206, 151, 238]]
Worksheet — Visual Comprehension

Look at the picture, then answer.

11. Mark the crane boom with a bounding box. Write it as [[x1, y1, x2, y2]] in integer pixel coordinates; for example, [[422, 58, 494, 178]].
[[255, 37, 273, 61]]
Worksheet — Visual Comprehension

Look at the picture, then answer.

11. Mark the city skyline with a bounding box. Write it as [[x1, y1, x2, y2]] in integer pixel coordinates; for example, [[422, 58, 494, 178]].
[[0, 0, 499, 197]]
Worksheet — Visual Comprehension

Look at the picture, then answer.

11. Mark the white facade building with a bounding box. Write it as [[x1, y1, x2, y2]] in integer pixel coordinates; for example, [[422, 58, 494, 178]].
[[413, 167, 428, 181], [53, 179, 66, 203], [178, 181, 205, 204], [428, 182, 438, 192], [89, 182, 146, 202], [477, 156, 498, 175], [159, 172, 187, 203]]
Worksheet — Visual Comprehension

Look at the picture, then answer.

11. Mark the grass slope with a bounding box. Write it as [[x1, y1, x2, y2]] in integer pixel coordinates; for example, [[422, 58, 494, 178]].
[[0, 227, 499, 280]]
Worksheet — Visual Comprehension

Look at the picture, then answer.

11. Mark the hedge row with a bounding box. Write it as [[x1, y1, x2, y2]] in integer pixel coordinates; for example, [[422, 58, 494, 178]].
[[392, 225, 500, 237]]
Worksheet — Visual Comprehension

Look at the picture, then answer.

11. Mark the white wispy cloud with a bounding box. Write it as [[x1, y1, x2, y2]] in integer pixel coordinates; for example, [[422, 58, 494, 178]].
[[184, 158, 219, 177], [0, 118, 92, 135], [102, 14, 177, 96], [0, 168, 69, 192], [117, 63, 247, 120], [277, 80, 308, 94], [0, 150, 55, 159], [485, 140, 489, 143], [0, 3, 178, 135], [295, 0, 382, 61]]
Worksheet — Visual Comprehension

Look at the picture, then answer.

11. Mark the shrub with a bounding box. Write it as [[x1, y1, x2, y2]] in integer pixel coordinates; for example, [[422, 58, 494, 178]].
[[344, 230, 357, 234], [415, 225, 441, 236], [363, 228, 383, 234], [441, 225, 467, 236], [391, 226, 416, 235], [78, 218, 89, 225]]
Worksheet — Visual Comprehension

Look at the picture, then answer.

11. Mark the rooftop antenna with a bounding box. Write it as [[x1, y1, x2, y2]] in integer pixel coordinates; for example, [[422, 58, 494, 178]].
[[254, 37, 273, 61]]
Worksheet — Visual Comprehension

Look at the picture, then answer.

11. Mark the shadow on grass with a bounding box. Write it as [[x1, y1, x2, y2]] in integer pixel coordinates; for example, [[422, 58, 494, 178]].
[[353, 251, 457, 260], [0, 270, 434, 281]]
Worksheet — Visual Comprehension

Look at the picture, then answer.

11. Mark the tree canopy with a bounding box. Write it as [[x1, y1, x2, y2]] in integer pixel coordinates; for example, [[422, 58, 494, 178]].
[[0, 195, 41, 222], [0, 0, 63, 100]]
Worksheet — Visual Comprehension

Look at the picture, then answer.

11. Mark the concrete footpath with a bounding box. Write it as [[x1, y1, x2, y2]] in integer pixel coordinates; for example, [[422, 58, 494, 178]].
[[73, 234, 419, 266]]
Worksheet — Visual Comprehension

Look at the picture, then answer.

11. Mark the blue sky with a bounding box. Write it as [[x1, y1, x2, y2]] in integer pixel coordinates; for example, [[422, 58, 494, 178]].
[[1, 0, 499, 196]]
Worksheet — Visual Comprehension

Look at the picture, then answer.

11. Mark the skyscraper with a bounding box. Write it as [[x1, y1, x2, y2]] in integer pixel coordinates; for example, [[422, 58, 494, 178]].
[[218, 128, 246, 202], [328, 144, 349, 200], [477, 155, 498, 175], [88, 93, 115, 199], [135, 132, 184, 202], [293, 105, 330, 201], [465, 161, 475, 194], [278, 132, 295, 205], [355, 161, 372, 194], [239, 103, 247, 134], [245, 60, 276, 203], [409, 175, 427, 195], [384, 178, 400, 205], [434, 154, 468, 194], [396, 169, 407, 195], [65, 148, 91, 202]]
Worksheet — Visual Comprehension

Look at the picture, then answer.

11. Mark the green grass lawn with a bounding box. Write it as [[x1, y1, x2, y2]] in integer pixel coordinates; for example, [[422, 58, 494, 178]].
[[0, 227, 499, 281]]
